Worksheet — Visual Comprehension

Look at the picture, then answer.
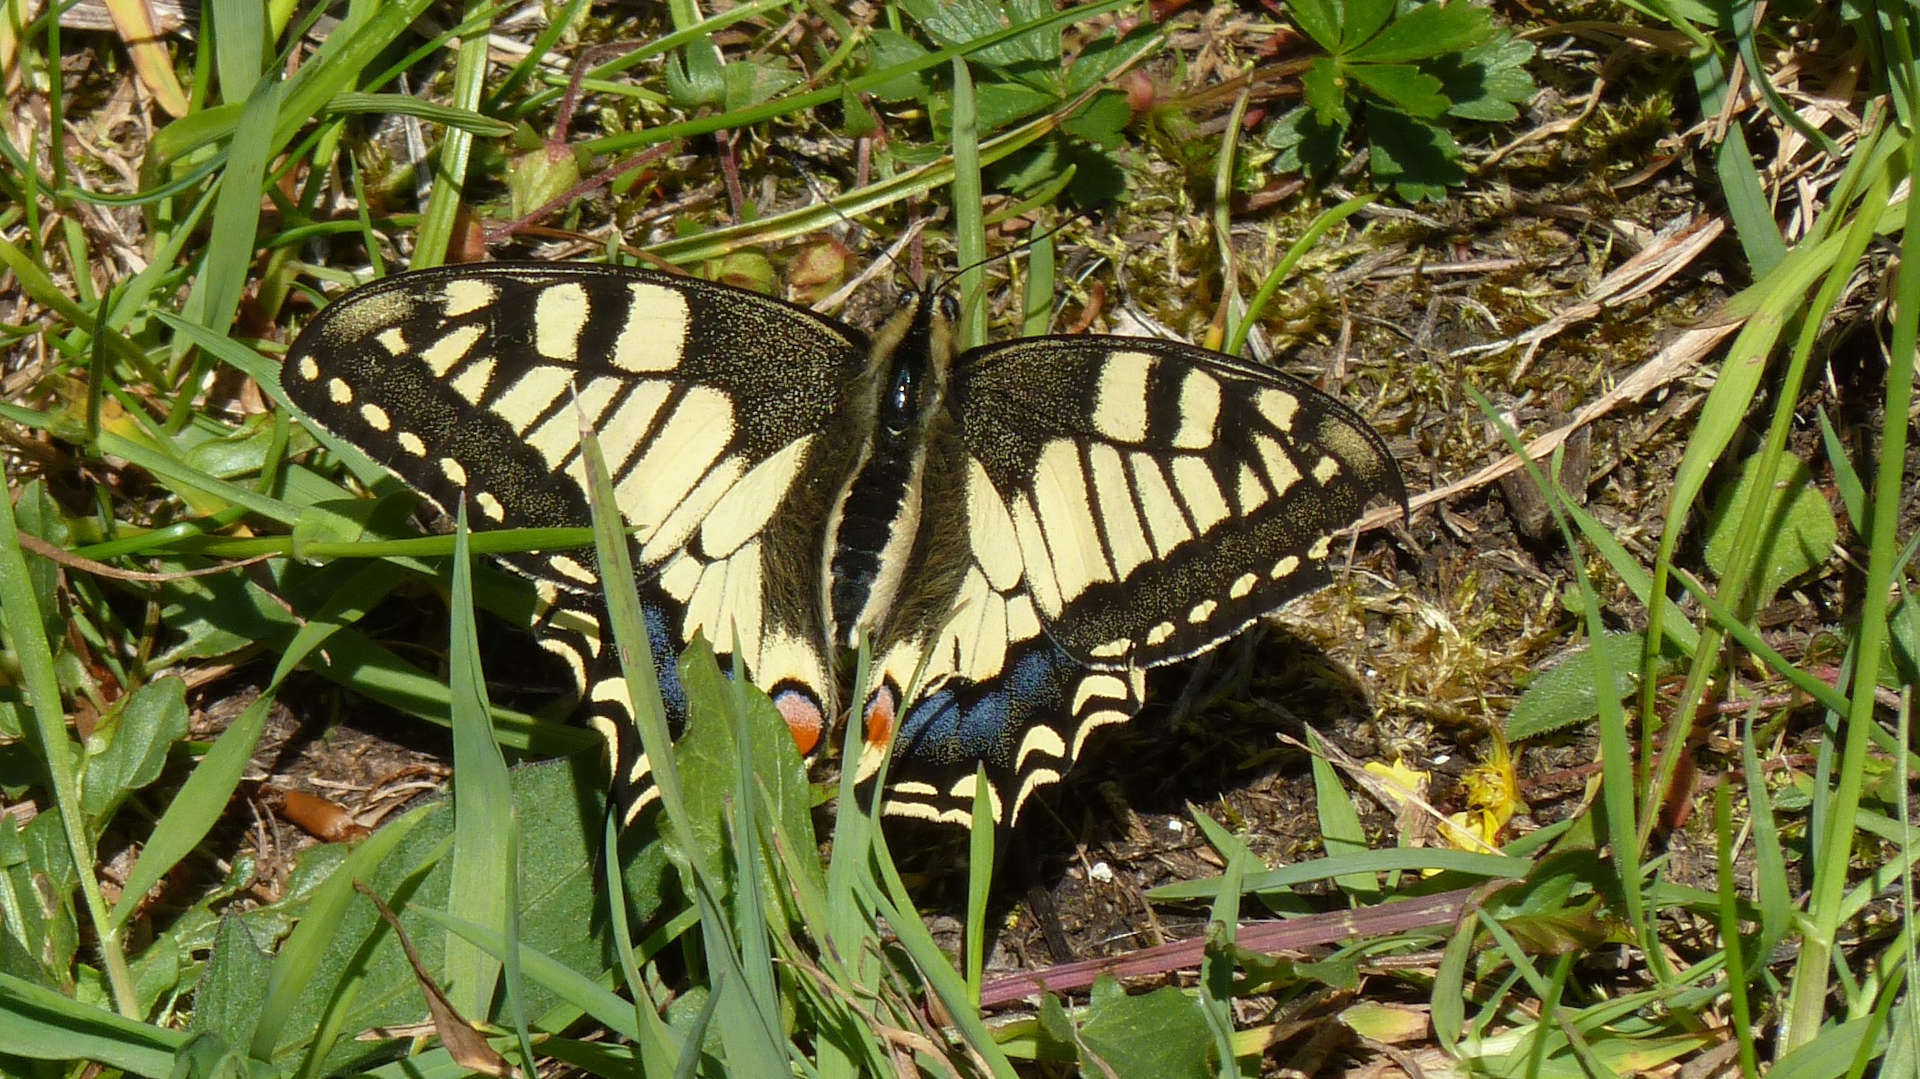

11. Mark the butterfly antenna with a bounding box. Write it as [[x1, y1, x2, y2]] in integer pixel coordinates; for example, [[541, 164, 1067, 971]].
[[773, 143, 941, 298], [928, 209, 1095, 297]]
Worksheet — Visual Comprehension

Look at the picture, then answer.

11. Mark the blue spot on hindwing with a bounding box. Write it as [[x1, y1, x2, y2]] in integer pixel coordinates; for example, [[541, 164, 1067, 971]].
[[644, 600, 689, 727], [893, 638, 1084, 766]]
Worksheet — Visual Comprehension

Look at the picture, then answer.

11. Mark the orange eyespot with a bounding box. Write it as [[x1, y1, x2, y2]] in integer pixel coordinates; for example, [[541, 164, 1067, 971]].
[[774, 688, 825, 756], [863, 686, 897, 750]]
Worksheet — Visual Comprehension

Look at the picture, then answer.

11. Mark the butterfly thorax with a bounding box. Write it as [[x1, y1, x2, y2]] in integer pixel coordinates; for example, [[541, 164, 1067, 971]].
[[824, 291, 955, 650]]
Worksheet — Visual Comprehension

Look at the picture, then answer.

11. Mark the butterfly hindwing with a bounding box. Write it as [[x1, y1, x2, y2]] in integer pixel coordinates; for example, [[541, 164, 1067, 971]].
[[854, 422, 1148, 824]]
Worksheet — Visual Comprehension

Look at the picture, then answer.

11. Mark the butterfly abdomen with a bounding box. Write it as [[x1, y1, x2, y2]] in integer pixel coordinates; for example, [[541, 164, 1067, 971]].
[[828, 445, 921, 644], [824, 292, 957, 649]]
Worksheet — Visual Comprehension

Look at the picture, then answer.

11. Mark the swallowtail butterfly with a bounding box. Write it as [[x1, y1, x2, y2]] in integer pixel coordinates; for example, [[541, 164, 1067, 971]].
[[283, 261, 1403, 826]]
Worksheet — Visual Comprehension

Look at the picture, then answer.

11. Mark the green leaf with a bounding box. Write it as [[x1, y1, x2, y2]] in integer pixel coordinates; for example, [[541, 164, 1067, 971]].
[[182, 417, 282, 480], [2, 811, 77, 989], [1265, 105, 1343, 177], [1301, 56, 1350, 126], [971, 80, 1056, 131], [1703, 454, 1839, 611], [1366, 105, 1461, 200], [190, 917, 271, 1048], [1436, 34, 1536, 121], [81, 676, 190, 823], [244, 761, 662, 1075], [1309, 738, 1377, 896], [905, 0, 1058, 67], [1285, 0, 1343, 52], [168, 1029, 262, 1079], [1076, 976, 1213, 1079], [722, 60, 804, 112], [12, 480, 68, 646], [665, 39, 725, 109], [1064, 22, 1159, 94], [1037, 990, 1077, 1054], [865, 29, 933, 101], [1887, 591, 1920, 688], [1347, 0, 1491, 63], [1348, 63, 1449, 119], [1507, 632, 1644, 742], [446, 505, 514, 1018], [507, 142, 582, 220], [671, 641, 817, 893], [1061, 90, 1130, 148], [0, 969, 187, 1075]]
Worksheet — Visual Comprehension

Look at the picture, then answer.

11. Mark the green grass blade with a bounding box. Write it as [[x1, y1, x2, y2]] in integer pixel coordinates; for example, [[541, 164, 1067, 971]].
[[951, 56, 987, 349], [167, 75, 283, 403], [1148, 847, 1528, 901], [1475, 398, 1651, 964], [965, 767, 994, 1002], [410, 0, 491, 268], [1228, 195, 1374, 356], [209, 0, 266, 105], [1713, 781, 1762, 1078], [0, 972, 186, 1075], [248, 810, 429, 1062], [1786, 80, 1920, 1053], [0, 459, 135, 1015], [1309, 731, 1379, 897], [445, 503, 514, 1016]]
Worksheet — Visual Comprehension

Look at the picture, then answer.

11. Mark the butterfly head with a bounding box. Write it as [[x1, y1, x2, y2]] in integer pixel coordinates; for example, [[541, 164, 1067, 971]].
[[867, 287, 958, 434]]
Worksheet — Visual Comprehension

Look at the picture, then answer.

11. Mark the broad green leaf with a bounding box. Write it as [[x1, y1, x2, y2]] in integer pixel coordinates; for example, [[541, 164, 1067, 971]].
[[1507, 632, 1644, 742], [1348, 0, 1491, 63], [81, 675, 190, 822], [168, 1030, 260, 1079], [665, 38, 725, 109], [1264, 105, 1343, 176], [1060, 90, 1130, 147], [1438, 35, 1536, 121], [2, 812, 77, 990], [240, 761, 661, 1075], [1704, 454, 1838, 611], [1366, 105, 1461, 200], [1064, 22, 1159, 94], [672, 641, 817, 896], [906, 0, 1057, 67], [722, 60, 804, 112], [182, 415, 282, 480], [865, 29, 933, 101], [968, 81, 1055, 132], [1301, 56, 1350, 126], [1285, 0, 1343, 52], [1077, 976, 1213, 1079], [1348, 63, 1449, 119], [507, 140, 582, 221]]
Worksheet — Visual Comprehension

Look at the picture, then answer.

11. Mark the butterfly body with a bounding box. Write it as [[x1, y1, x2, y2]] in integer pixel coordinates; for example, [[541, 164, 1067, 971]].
[[284, 261, 1402, 827]]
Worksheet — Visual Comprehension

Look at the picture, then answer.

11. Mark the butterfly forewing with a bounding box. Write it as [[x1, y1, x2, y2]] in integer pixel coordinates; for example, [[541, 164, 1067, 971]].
[[283, 263, 873, 810], [951, 336, 1402, 666]]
